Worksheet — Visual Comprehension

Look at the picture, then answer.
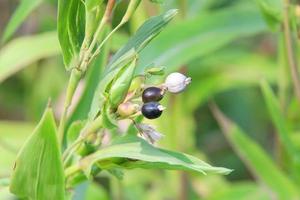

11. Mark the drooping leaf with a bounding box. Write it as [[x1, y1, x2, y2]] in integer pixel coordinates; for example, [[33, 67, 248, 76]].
[[75, 135, 232, 177], [58, 0, 85, 69], [1, 0, 43, 43], [10, 107, 65, 200], [137, 5, 267, 73], [211, 104, 299, 200], [0, 32, 60, 83]]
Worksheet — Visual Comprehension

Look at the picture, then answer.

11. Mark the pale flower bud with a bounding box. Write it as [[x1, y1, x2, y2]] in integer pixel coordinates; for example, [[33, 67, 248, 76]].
[[136, 123, 164, 144], [164, 72, 191, 93]]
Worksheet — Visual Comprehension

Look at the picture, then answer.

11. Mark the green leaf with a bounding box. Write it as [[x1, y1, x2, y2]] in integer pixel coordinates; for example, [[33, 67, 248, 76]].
[[58, 0, 85, 69], [137, 5, 267, 73], [108, 9, 178, 68], [260, 80, 300, 160], [1, 0, 43, 43], [76, 135, 232, 177], [88, 49, 137, 120], [109, 58, 137, 108], [86, 0, 104, 11], [102, 103, 118, 130], [208, 182, 270, 200], [255, 0, 283, 30], [0, 32, 60, 83], [67, 120, 85, 145], [211, 104, 299, 200], [260, 80, 300, 181], [0, 121, 34, 175], [10, 107, 65, 200]]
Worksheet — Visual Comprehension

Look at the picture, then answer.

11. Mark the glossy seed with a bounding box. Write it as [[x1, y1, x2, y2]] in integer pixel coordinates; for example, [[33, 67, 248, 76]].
[[142, 87, 164, 103], [141, 102, 165, 119]]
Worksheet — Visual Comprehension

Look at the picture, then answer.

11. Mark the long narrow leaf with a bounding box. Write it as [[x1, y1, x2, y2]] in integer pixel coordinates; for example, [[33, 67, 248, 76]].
[[76, 135, 232, 177], [1, 0, 43, 42], [137, 5, 267, 73], [260, 80, 300, 160], [211, 103, 299, 200], [0, 32, 60, 83]]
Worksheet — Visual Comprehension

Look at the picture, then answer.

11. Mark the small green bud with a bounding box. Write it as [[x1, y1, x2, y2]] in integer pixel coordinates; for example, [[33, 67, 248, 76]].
[[146, 66, 165, 76], [109, 58, 137, 108]]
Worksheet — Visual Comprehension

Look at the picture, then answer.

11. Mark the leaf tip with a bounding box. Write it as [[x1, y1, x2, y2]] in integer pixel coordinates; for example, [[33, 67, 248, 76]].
[[164, 9, 178, 20]]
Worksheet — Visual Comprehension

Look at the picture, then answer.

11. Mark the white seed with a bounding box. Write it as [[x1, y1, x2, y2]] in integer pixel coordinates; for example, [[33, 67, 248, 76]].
[[164, 72, 191, 93]]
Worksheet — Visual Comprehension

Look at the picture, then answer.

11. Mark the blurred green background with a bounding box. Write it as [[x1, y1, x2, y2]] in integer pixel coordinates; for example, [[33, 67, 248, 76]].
[[1, 0, 300, 199]]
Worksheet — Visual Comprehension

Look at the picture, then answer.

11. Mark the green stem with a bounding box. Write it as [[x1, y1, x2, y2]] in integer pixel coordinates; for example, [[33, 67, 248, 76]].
[[282, 0, 300, 103], [89, 22, 124, 62], [63, 115, 103, 166], [58, 68, 82, 145], [80, 0, 115, 71], [58, 1, 115, 145], [65, 164, 81, 178]]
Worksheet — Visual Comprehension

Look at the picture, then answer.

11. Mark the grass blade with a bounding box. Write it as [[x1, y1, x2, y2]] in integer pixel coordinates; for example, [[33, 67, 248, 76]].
[[210, 103, 299, 199]]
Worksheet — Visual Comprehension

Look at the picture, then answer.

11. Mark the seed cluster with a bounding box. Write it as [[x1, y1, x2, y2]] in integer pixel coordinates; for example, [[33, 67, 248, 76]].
[[141, 72, 191, 119]]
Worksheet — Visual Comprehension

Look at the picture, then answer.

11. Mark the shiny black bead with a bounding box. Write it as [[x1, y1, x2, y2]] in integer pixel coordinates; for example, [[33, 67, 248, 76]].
[[141, 102, 163, 119], [142, 87, 164, 103]]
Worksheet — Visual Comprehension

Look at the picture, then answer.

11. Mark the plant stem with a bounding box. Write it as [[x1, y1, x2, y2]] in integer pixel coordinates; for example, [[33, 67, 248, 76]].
[[282, 0, 300, 103], [63, 115, 103, 166], [58, 68, 82, 145], [58, 1, 115, 145], [80, 0, 115, 71], [89, 22, 124, 62]]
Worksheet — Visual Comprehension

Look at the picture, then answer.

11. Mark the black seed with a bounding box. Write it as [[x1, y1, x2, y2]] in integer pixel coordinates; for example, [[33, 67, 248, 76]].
[[142, 87, 164, 103], [141, 102, 163, 119]]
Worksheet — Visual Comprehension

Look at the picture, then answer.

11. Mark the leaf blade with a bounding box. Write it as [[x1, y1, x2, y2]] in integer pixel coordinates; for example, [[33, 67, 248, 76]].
[[2, 0, 43, 42], [78, 135, 232, 177], [137, 5, 267, 73], [9, 107, 65, 200], [0, 32, 60, 83], [211, 104, 299, 200]]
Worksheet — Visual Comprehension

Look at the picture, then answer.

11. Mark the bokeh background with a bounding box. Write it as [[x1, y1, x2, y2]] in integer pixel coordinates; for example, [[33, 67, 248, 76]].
[[1, 0, 299, 199]]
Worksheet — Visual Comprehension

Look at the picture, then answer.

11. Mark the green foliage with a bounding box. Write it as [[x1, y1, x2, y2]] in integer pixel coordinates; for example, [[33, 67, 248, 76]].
[[10, 107, 65, 200], [0, 32, 60, 83], [109, 9, 178, 68], [261, 80, 300, 161], [57, 0, 85, 69], [3, 0, 299, 199], [75, 135, 232, 177], [255, 0, 283, 30], [1, 0, 44, 42], [67, 29, 110, 125], [88, 49, 137, 119], [212, 104, 299, 199], [137, 5, 267, 72]]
